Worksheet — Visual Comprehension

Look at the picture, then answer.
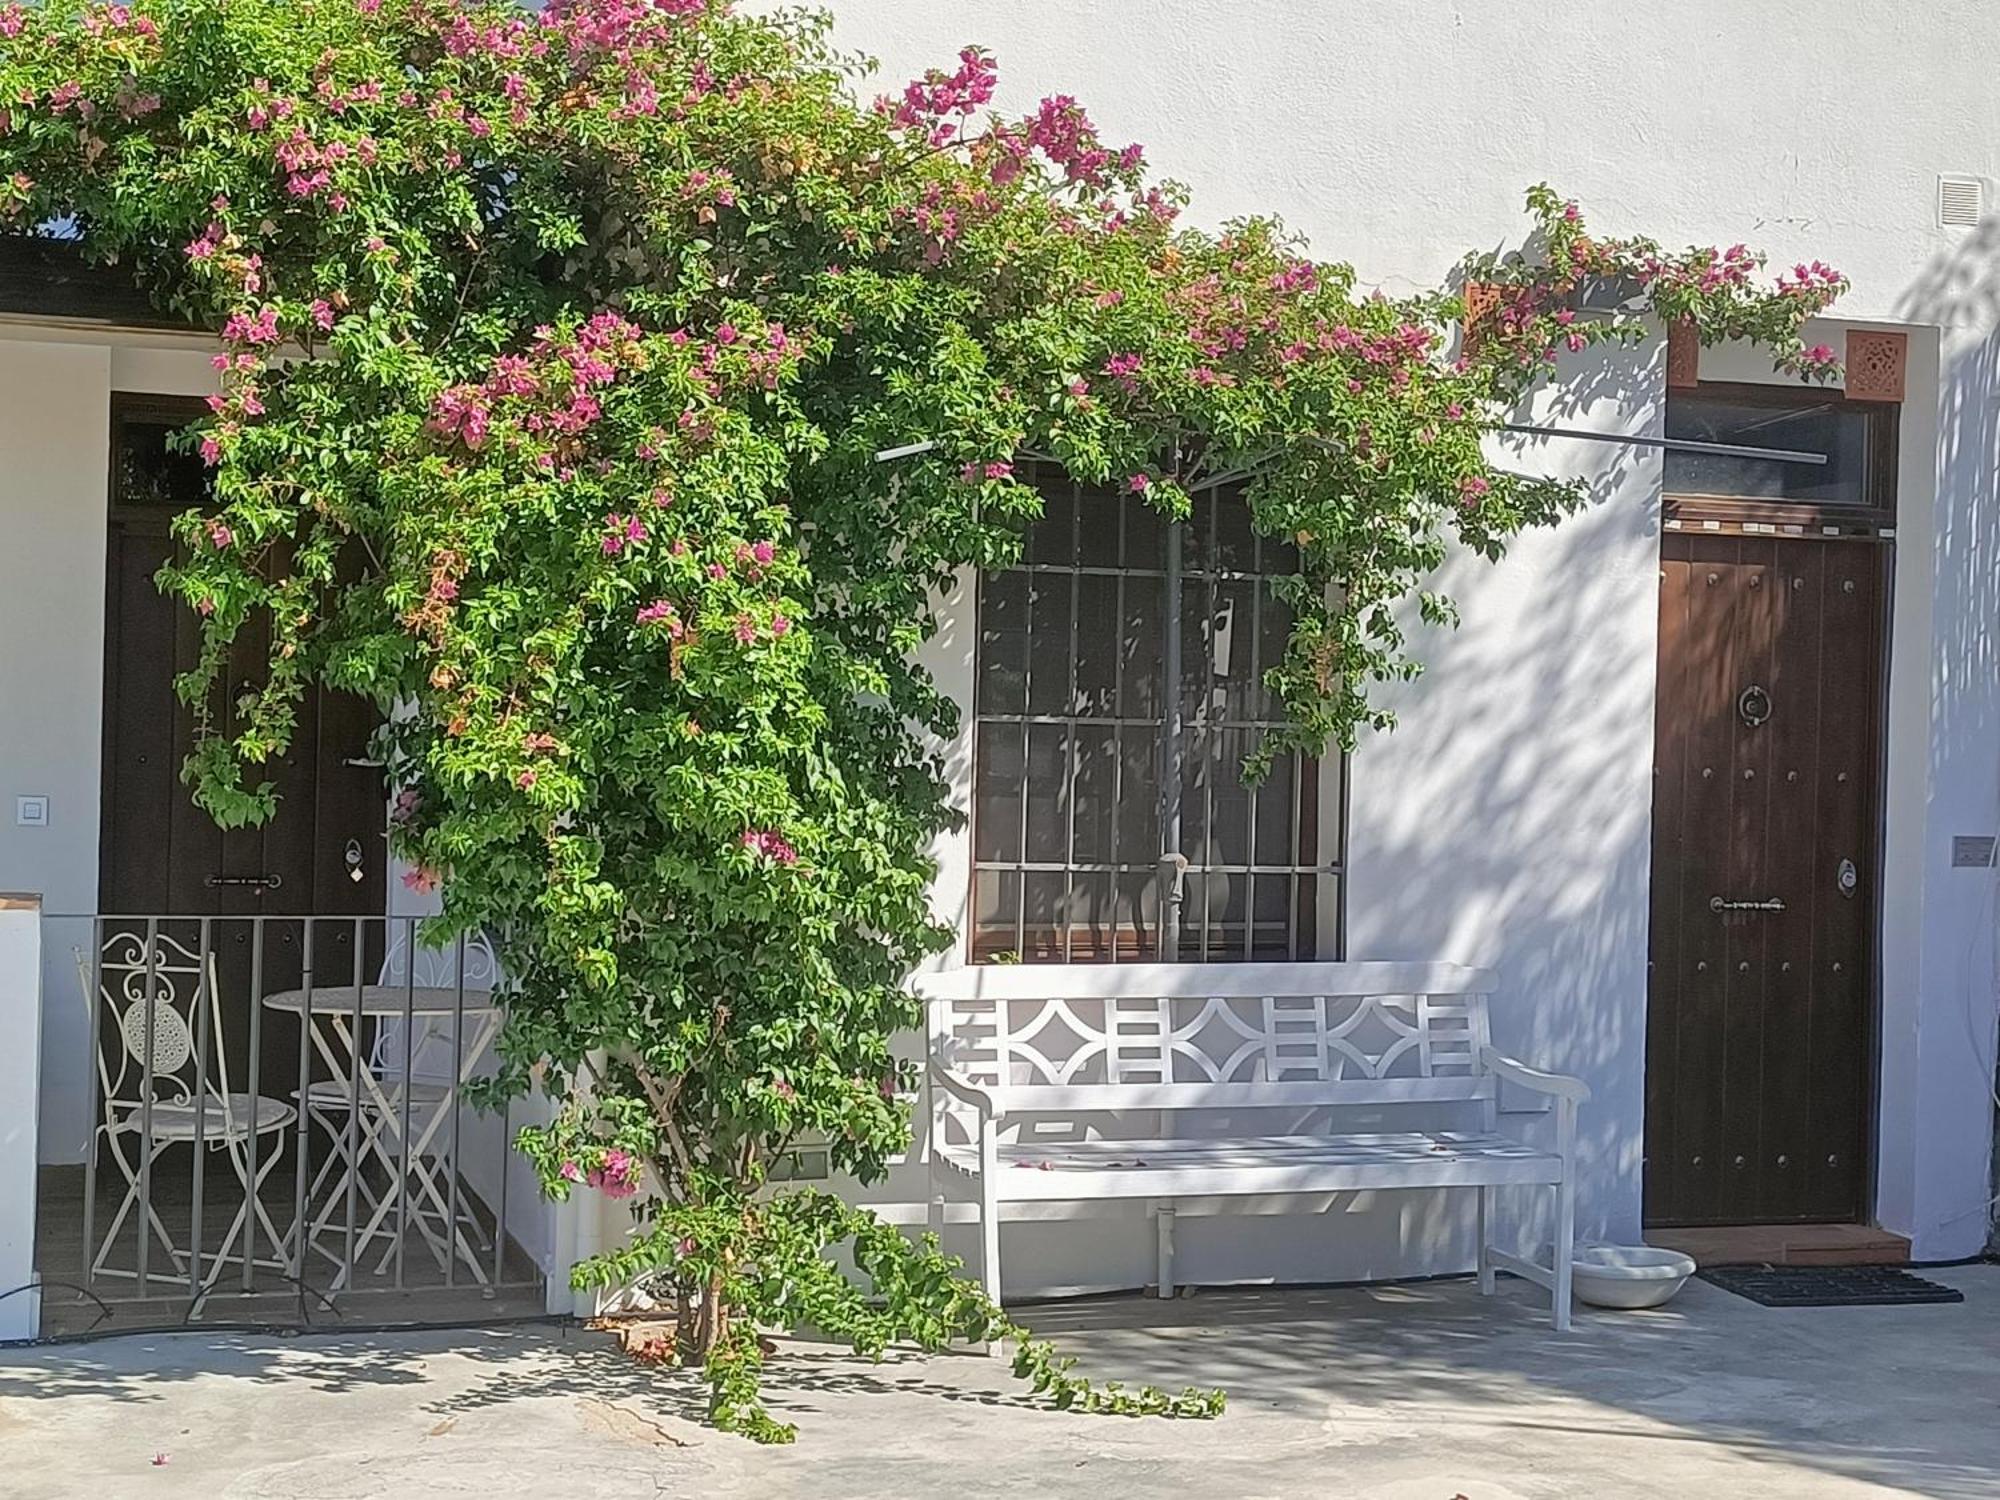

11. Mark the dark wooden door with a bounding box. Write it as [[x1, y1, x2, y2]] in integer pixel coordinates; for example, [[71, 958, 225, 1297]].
[[98, 398, 384, 1070], [1644, 532, 1885, 1226]]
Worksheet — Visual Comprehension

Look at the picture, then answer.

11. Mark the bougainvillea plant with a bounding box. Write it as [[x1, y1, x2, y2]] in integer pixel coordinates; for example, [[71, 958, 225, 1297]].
[[0, 0, 1845, 1441]]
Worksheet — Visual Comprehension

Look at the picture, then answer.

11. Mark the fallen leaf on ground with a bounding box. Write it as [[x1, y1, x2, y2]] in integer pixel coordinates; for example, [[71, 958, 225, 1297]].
[[427, 1417, 457, 1437]]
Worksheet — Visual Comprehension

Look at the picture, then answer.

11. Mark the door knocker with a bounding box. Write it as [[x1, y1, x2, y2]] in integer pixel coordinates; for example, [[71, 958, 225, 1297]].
[[1737, 685, 1772, 728]]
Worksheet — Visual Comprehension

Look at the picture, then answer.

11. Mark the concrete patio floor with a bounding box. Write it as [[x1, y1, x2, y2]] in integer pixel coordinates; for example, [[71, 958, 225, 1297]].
[[2, 1264, 1997, 1498]]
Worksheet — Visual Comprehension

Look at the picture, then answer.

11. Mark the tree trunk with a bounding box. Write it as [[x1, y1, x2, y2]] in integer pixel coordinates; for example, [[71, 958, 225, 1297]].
[[692, 1270, 727, 1356]]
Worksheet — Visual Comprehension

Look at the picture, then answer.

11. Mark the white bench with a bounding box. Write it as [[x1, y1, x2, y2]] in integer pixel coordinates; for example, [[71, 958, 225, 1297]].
[[918, 961, 1589, 1330]]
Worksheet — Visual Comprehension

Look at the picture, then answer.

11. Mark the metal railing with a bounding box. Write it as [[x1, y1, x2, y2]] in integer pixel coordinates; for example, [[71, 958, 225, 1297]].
[[42, 913, 546, 1329]]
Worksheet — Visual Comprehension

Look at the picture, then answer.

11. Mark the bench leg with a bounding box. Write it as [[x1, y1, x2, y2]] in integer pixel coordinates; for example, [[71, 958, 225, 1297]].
[[1477, 1185, 1496, 1296], [1552, 1173, 1576, 1333], [980, 1196, 1002, 1307], [1154, 1205, 1176, 1299]]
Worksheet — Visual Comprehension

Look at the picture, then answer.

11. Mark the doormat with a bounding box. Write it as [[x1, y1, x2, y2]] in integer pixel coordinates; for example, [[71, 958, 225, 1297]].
[[1697, 1265, 1964, 1308]]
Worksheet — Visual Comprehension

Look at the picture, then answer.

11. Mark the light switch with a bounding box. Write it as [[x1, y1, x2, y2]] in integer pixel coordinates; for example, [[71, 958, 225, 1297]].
[[15, 796, 48, 828]]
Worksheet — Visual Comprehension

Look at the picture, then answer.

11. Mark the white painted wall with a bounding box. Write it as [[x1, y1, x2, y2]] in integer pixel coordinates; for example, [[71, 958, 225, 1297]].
[[823, 0, 2000, 1267], [0, 898, 42, 1337], [0, 332, 159, 1163]]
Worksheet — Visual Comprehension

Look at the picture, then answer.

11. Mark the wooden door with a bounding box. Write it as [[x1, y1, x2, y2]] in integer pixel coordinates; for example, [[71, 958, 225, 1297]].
[[1644, 532, 1885, 1226], [97, 398, 384, 1061]]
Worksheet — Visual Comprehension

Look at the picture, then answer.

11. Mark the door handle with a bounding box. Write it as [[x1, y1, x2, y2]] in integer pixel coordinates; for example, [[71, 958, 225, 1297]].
[[206, 873, 283, 890], [1710, 895, 1784, 913]]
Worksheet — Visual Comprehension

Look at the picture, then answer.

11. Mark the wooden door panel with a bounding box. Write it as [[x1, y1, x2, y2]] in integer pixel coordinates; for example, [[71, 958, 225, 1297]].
[[1805, 550, 1881, 1217], [99, 399, 386, 1094], [1645, 532, 1883, 1227], [1755, 539, 1826, 1222]]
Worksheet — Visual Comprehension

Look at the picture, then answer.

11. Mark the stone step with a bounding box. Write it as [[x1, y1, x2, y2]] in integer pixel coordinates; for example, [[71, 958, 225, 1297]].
[[1646, 1222, 1913, 1268]]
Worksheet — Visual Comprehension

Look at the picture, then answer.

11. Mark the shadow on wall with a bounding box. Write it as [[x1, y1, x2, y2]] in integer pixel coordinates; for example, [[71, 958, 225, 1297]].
[[1350, 353, 1660, 1253], [1897, 220, 2000, 1254]]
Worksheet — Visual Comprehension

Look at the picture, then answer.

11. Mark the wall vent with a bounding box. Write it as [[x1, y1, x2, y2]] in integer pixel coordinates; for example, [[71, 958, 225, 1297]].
[[1952, 835, 1997, 869], [1938, 175, 1985, 229]]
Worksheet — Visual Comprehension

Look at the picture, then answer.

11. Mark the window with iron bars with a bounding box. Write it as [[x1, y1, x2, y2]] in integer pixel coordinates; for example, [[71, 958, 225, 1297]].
[[970, 474, 1345, 964]]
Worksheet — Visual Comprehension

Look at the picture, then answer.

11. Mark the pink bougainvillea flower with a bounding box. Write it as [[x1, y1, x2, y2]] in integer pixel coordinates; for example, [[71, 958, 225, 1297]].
[[1127, 473, 1150, 493], [206, 520, 233, 549], [741, 829, 799, 864], [558, 1159, 583, 1183], [401, 866, 439, 895]]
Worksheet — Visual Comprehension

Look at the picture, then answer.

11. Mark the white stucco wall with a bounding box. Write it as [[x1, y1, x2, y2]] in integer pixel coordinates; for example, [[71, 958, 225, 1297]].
[[0, 327, 234, 1165], [0, 898, 42, 1337], [826, 0, 2000, 1267]]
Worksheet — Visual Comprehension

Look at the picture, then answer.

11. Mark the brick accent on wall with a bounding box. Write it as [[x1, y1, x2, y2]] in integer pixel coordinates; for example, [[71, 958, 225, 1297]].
[[1844, 329, 1908, 402], [1666, 321, 1700, 389]]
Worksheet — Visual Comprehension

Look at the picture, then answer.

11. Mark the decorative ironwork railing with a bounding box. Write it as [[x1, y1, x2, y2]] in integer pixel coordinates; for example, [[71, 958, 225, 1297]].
[[39, 913, 545, 1329]]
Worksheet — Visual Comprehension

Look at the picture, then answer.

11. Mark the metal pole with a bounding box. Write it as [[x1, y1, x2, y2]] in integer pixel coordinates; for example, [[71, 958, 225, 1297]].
[[397, 920, 414, 1290], [343, 917, 364, 1289], [446, 932, 464, 1290], [136, 917, 158, 1300], [290, 921, 313, 1282], [1160, 517, 1185, 962], [242, 918, 264, 1293], [80, 920, 102, 1294], [189, 917, 212, 1300], [490, 1095, 510, 1293], [1497, 422, 1830, 466]]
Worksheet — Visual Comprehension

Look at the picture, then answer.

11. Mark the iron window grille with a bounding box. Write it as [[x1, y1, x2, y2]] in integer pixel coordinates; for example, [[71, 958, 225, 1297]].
[[970, 473, 1344, 964]]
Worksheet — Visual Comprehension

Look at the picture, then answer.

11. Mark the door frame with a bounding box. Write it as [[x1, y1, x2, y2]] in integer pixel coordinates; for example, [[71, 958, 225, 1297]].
[[1646, 378, 1899, 1228]]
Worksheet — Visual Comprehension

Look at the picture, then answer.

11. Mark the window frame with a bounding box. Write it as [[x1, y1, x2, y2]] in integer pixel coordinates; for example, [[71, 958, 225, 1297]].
[[1663, 381, 1899, 534]]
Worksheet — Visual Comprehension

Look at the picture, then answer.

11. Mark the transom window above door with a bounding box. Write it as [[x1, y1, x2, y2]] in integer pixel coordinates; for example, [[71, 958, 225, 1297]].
[[970, 474, 1343, 964], [1664, 385, 1897, 528]]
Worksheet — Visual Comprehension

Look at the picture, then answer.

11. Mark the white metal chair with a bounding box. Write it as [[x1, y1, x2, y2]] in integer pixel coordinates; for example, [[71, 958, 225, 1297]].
[[78, 931, 296, 1287], [294, 928, 500, 1278]]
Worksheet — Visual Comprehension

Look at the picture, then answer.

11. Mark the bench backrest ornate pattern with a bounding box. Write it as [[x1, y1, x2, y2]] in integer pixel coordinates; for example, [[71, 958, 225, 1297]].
[[918, 961, 1498, 1112]]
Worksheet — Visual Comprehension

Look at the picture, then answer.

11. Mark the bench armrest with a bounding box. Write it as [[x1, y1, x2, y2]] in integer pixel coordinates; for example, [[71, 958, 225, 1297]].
[[929, 1059, 998, 1117], [1480, 1047, 1590, 1105]]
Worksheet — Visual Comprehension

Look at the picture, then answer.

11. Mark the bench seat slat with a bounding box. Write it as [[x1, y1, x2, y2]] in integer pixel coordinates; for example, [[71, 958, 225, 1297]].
[[943, 1131, 1563, 1202]]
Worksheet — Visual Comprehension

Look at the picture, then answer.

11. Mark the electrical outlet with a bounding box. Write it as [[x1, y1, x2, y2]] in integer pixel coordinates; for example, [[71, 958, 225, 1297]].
[[14, 796, 47, 828]]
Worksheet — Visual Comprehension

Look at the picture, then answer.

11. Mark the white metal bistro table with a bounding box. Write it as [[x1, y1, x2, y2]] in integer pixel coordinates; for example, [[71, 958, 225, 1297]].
[[260, 984, 503, 1290]]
